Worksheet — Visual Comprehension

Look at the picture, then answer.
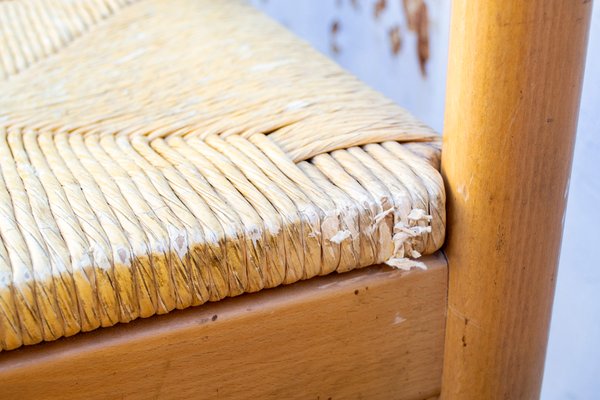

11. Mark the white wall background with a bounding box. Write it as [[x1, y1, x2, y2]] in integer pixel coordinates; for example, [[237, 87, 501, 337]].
[[251, 1, 600, 398]]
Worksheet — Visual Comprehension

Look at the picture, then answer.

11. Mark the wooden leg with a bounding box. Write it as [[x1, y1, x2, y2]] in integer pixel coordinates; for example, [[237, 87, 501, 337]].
[[0, 254, 446, 400], [441, 1, 592, 398]]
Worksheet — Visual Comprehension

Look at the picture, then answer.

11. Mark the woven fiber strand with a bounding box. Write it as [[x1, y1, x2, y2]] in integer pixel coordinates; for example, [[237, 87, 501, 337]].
[[0, 0, 138, 79], [0, 0, 445, 351]]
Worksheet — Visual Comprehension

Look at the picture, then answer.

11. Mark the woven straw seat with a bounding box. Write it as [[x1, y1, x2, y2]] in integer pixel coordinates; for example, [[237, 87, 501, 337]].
[[0, 0, 445, 351]]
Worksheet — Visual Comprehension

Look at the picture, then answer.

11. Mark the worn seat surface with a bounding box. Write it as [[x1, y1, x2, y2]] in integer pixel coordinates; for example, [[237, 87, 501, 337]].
[[0, 0, 445, 350]]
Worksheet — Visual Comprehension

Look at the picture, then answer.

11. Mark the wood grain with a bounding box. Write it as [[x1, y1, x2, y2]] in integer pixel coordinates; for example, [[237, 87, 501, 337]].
[[441, 1, 592, 399], [0, 254, 446, 400]]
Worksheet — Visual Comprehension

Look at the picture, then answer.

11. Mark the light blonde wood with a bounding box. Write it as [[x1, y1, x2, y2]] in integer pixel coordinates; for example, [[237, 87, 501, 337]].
[[441, 1, 592, 399], [0, 254, 446, 400]]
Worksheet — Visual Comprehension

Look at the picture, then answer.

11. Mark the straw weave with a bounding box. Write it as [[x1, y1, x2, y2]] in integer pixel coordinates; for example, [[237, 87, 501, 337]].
[[0, 0, 445, 350]]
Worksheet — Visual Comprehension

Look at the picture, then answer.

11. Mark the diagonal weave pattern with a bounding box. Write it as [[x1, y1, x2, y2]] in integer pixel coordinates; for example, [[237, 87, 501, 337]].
[[0, 0, 138, 79], [0, 0, 445, 350]]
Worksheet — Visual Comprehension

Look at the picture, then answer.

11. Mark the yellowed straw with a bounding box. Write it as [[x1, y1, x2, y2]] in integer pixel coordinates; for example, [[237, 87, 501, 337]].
[[0, 0, 445, 350]]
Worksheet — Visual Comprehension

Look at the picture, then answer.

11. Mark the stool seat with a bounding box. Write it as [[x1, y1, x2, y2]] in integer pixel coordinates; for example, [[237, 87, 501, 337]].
[[0, 0, 445, 351]]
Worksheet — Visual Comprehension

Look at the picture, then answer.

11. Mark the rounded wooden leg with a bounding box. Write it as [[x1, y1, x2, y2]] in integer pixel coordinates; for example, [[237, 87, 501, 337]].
[[441, 1, 592, 398]]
